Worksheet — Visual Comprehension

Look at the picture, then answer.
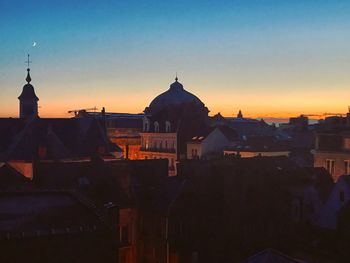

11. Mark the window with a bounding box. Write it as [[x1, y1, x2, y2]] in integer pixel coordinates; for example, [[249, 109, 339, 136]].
[[165, 121, 171, 132], [143, 118, 150, 132], [344, 138, 350, 149], [340, 191, 345, 202], [345, 160, 350, 174], [153, 141, 157, 149], [154, 121, 159, 132], [159, 141, 163, 149], [165, 141, 168, 149], [191, 148, 198, 158], [326, 159, 335, 175]]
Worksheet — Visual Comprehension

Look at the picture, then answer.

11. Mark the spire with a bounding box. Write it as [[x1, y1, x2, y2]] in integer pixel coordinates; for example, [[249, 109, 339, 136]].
[[175, 72, 178, 82], [237, 110, 243, 118], [26, 68, 31, 83], [25, 54, 32, 83]]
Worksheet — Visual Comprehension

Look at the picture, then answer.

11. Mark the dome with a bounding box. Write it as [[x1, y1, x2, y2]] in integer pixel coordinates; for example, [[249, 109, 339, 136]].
[[147, 78, 203, 113]]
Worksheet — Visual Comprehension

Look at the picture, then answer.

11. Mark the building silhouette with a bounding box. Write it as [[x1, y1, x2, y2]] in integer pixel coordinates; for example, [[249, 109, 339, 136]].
[[18, 62, 39, 119]]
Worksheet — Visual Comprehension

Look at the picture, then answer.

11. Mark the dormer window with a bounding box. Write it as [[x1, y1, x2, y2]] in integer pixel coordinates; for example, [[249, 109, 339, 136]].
[[165, 121, 171, 132], [154, 121, 159, 132]]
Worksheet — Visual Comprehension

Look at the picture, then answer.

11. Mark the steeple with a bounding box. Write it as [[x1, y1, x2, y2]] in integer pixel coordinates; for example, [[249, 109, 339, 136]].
[[25, 54, 32, 83], [237, 110, 243, 118], [26, 68, 32, 83], [18, 54, 39, 119]]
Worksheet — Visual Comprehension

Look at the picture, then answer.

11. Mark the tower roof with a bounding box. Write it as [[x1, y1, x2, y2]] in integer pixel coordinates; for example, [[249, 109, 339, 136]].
[[18, 68, 39, 101]]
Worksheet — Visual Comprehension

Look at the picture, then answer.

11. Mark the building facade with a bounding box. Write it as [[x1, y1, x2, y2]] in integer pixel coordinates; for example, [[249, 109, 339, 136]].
[[313, 131, 350, 181]]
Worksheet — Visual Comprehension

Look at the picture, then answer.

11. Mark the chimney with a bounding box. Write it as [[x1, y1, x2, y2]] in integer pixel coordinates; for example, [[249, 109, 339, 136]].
[[101, 107, 107, 132]]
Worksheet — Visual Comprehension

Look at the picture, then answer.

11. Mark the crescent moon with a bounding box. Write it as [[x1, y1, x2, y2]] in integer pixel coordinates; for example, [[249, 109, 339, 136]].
[[32, 42, 37, 47]]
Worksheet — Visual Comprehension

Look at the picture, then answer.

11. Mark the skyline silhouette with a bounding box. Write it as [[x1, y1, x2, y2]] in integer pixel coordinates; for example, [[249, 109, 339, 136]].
[[1, 0, 350, 119]]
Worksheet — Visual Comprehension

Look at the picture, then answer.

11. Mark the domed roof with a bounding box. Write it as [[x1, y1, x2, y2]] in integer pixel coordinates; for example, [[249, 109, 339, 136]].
[[18, 69, 39, 101], [18, 83, 39, 101], [148, 77, 203, 111]]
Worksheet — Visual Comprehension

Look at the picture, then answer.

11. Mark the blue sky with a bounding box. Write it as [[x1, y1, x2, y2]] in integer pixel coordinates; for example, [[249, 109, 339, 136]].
[[1, 0, 350, 118]]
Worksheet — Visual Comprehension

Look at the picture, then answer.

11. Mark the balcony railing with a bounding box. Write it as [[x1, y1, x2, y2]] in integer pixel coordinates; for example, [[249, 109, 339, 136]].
[[140, 147, 176, 153]]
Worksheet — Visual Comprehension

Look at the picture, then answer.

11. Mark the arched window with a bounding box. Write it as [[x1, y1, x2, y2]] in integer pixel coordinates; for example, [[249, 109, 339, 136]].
[[154, 121, 159, 132], [165, 121, 171, 132], [143, 117, 150, 132]]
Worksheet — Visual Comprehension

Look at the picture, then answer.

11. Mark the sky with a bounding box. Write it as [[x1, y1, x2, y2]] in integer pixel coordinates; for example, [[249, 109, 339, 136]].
[[1, 0, 350, 120]]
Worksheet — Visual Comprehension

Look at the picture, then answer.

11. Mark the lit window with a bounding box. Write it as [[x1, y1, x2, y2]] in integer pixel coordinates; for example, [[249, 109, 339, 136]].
[[326, 159, 335, 175], [345, 160, 350, 174], [344, 138, 350, 149]]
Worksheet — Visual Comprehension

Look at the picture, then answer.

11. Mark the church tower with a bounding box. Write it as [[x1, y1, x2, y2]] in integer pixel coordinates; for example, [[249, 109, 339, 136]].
[[18, 55, 39, 119]]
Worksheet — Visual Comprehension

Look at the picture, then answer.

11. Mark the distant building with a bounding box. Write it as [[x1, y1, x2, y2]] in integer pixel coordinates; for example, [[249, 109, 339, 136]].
[[140, 77, 209, 175], [224, 136, 290, 158], [313, 130, 350, 181], [77, 110, 144, 160], [187, 125, 238, 159], [206, 111, 292, 159]]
